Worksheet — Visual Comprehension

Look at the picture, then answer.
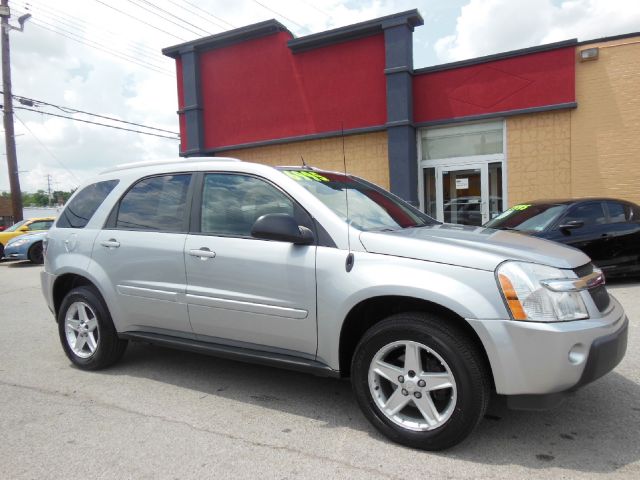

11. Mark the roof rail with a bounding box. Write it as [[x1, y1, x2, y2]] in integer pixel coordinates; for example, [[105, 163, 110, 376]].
[[101, 157, 241, 174]]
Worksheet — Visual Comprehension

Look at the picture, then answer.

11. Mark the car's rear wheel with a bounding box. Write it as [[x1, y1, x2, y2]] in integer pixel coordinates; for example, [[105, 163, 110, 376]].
[[351, 312, 490, 450], [27, 241, 44, 264], [58, 286, 127, 370]]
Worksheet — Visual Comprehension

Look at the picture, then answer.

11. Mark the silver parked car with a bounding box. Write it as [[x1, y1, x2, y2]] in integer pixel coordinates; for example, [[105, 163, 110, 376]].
[[41, 158, 628, 450]]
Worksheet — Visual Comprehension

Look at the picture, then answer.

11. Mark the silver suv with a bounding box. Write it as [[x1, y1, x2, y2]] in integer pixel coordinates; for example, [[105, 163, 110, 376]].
[[41, 158, 628, 450]]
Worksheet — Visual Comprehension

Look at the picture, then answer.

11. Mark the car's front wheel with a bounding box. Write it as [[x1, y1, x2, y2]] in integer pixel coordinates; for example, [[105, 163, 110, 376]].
[[351, 312, 490, 450], [27, 241, 44, 264], [58, 286, 127, 370]]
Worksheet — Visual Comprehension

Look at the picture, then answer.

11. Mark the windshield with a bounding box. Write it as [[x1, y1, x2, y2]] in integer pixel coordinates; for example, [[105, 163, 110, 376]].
[[5, 219, 28, 232], [485, 203, 567, 232], [280, 169, 436, 231]]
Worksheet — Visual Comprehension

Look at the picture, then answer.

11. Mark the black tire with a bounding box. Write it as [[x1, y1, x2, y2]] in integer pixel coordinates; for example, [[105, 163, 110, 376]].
[[351, 312, 490, 450], [0, 242, 4, 259], [27, 241, 44, 264], [57, 286, 128, 370]]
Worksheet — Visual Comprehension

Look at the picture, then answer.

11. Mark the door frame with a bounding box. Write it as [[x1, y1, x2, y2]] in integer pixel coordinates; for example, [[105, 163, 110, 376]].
[[438, 162, 486, 225], [418, 154, 507, 224]]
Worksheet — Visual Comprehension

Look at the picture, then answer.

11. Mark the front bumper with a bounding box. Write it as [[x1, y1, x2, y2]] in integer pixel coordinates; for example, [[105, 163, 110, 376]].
[[468, 295, 628, 403], [3, 244, 28, 260]]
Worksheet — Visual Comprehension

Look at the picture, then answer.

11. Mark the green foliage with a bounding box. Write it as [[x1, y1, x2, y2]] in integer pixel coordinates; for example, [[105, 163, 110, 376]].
[[16, 189, 75, 207]]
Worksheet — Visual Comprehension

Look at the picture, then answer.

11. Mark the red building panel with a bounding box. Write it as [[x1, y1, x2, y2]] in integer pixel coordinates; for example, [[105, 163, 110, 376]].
[[413, 47, 576, 123], [198, 32, 387, 149]]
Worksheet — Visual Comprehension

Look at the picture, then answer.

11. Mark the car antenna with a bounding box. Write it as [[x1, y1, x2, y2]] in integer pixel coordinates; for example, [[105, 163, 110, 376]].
[[342, 123, 354, 273], [300, 155, 311, 170]]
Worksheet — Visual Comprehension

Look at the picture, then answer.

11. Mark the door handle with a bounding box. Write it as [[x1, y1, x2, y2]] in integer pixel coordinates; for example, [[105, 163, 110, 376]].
[[100, 239, 120, 248], [189, 248, 216, 259]]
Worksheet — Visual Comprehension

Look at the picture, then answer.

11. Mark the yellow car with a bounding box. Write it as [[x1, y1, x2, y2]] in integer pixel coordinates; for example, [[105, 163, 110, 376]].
[[0, 217, 55, 259]]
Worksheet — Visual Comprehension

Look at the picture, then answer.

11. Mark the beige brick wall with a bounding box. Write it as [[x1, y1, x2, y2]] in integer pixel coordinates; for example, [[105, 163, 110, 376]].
[[506, 37, 640, 207], [222, 131, 390, 189], [570, 38, 640, 205], [506, 110, 572, 206]]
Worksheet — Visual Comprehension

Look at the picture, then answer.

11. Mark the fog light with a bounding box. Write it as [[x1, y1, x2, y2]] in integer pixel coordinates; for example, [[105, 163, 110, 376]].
[[568, 343, 587, 365]]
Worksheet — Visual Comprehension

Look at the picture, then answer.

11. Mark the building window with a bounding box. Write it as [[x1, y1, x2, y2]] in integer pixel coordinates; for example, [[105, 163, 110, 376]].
[[421, 121, 503, 160]]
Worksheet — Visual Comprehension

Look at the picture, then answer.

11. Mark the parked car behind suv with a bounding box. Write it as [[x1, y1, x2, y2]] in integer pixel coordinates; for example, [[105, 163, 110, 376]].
[[41, 158, 628, 450], [0, 216, 54, 259], [4, 231, 47, 264], [485, 198, 640, 277]]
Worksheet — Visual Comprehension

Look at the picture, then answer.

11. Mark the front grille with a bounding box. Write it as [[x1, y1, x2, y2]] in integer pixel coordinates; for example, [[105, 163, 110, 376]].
[[573, 263, 610, 313], [589, 285, 611, 312], [573, 262, 594, 278]]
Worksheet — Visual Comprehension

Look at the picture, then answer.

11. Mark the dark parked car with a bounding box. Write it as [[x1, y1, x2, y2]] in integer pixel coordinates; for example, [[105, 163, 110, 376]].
[[485, 198, 640, 277]]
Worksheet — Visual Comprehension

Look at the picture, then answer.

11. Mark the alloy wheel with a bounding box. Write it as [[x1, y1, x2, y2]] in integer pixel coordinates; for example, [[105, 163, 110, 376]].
[[368, 340, 457, 431], [64, 301, 100, 359]]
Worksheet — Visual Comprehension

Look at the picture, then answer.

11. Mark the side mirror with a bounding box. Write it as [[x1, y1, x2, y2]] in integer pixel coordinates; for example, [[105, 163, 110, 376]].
[[251, 213, 315, 245], [18, 226, 30, 232], [559, 220, 584, 231]]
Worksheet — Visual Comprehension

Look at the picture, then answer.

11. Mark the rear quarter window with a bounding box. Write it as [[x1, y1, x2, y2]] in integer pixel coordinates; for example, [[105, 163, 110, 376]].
[[56, 180, 119, 229]]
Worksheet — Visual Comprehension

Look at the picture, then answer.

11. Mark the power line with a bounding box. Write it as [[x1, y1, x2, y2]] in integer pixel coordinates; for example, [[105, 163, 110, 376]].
[[14, 106, 180, 140], [134, 0, 214, 36], [299, 0, 332, 19], [22, 0, 163, 60], [167, 0, 233, 31], [14, 112, 82, 184], [19, 10, 172, 73], [251, 0, 307, 31], [93, 0, 187, 42], [26, 19, 174, 77], [30, 16, 172, 74], [124, 0, 206, 37], [6, 92, 179, 135]]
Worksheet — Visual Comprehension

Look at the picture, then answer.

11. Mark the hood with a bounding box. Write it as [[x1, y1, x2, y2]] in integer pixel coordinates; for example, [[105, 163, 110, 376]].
[[359, 224, 590, 272]]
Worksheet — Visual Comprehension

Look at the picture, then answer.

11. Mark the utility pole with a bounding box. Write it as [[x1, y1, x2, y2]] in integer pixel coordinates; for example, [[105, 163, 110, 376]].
[[45, 173, 52, 206], [0, 0, 28, 222]]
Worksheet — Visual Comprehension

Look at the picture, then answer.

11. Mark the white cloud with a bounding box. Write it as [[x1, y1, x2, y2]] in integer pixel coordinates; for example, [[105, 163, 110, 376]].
[[435, 0, 640, 63]]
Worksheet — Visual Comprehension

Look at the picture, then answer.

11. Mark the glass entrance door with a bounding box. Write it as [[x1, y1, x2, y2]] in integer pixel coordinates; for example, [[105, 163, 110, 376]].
[[421, 161, 504, 226], [441, 165, 484, 225]]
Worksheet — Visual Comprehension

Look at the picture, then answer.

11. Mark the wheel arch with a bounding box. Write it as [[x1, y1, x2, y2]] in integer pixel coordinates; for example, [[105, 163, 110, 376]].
[[338, 295, 494, 387], [27, 240, 44, 261], [53, 273, 100, 319]]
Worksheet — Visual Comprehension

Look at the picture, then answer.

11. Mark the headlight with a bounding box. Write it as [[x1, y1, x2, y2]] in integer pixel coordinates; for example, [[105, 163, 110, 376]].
[[496, 261, 588, 322]]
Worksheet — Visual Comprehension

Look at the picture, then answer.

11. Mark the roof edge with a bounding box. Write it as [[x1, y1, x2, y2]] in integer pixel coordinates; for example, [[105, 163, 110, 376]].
[[288, 9, 424, 53], [162, 19, 291, 58], [577, 31, 640, 46], [414, 39, 578, 75]]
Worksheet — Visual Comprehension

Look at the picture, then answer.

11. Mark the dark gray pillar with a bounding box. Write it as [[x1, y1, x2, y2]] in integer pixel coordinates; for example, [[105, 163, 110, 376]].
[[383, 18, 418, 205], [179, 47, 204, 156]]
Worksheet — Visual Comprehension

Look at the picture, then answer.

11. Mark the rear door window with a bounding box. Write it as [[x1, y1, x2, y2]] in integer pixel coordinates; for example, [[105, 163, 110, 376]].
[[57, 180, 119, 228], [605, 201, 633, 223], [116, 174, 191, 232]]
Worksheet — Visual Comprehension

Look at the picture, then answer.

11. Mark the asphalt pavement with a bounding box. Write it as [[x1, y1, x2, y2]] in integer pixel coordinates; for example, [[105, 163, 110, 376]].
[[0, 260, 638, 479]]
